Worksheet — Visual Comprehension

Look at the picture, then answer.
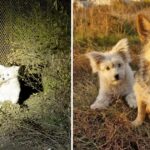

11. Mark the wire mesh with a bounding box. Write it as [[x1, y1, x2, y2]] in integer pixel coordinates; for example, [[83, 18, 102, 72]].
[[0, 0, 45, 97], [0, 0, 11, 65]]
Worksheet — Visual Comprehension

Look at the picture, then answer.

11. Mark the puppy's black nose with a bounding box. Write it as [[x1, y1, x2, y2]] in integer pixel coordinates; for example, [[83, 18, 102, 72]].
[[114, 74, 119, 80]]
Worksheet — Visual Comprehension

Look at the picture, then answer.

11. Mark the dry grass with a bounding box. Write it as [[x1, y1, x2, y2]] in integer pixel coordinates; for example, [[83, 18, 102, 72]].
[[74, 1, 150, 42], [74, 2, 150, 150], [74, 104, 150, 150]]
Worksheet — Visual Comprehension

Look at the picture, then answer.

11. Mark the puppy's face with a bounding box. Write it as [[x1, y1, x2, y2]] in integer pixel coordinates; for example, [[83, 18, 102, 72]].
[[86, 38, 131, 85], [0, 65, 19, 83], [99, 55, 126, 84]]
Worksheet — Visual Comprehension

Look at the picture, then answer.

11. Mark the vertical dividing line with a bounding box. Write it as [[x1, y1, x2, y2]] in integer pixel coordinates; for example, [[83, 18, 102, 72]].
[[71, 0, 73, 149]]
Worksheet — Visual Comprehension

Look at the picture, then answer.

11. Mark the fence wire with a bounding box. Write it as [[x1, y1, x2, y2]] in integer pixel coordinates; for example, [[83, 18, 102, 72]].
[[0, 0, 11, 65], [0, 0, 38, 65]]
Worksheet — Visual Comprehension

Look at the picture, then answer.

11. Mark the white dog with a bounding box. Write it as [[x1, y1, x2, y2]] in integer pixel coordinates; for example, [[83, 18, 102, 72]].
[[86, 38, 137, 110], [0, 65, 20, 104]]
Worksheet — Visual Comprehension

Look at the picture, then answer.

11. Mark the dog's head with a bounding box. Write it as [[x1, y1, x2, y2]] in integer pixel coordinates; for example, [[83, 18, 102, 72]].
[[0, 65, 20, 83], [86, 38, 130, 85], [136, 14, 150, 61]]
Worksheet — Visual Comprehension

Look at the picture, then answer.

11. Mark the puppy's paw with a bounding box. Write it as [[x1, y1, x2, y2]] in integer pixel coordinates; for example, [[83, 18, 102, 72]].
[[131, 119, 143, 127], [128, 100, 137, 108], [90, 103, 100, 110], [126, 94, 137, 108], [90, 102, 106, 110]]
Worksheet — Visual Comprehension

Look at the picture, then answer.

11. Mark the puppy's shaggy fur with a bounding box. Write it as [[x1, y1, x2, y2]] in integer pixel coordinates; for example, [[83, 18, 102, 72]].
[[0, 65, 20, 104], [132, 14, 150, 126], [86, 39, 137, 110]]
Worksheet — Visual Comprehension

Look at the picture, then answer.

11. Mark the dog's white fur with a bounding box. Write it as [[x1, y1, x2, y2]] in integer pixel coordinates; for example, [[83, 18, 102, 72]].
[[0, 65, 20, 104], [86, 38, 137, 110]]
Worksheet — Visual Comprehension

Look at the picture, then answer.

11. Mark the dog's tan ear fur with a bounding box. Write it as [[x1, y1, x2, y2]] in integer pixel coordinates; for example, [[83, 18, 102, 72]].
[[136, 14, 150, 43], [112, 38, 131, 63], [86, 51, 104, 73]]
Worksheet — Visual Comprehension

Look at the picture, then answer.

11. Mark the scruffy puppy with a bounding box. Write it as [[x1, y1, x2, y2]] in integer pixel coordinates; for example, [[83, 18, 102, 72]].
[[86, 38, 137, 110], [0, 65, 20, 104], [132, 14, 150, 126]]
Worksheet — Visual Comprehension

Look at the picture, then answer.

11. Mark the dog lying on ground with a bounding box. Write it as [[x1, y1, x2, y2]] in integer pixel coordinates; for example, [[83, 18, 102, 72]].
[[86, 38, 137, 110], [132, 14, 150, 126], [0, 65, 20, 104]]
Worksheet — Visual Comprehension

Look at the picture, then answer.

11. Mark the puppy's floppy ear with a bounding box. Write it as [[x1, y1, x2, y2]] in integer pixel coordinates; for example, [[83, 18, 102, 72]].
[[136, 14, 150, 43], [86, 51, 104, 73], [112, 38, 131, 63]]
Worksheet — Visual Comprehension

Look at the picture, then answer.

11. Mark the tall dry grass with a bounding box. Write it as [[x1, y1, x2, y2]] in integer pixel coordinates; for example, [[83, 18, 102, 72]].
[[74, 1, 150, 44]]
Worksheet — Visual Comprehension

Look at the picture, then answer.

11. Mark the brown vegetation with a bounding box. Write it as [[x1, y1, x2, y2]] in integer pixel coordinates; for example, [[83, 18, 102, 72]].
[[74, 2, 150, 150]]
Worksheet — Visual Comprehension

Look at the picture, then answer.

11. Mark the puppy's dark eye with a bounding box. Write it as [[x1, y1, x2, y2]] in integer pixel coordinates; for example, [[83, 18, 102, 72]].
[[118, 63, 121, 67], [106, 66, 110, 70]]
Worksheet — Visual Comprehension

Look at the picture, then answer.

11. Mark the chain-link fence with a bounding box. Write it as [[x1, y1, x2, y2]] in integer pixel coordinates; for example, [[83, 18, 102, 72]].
[[1, 0, 70, 100], [0, 0, 11, 64], [0, 1, 70, 149], [0, 1, 44, 100]]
